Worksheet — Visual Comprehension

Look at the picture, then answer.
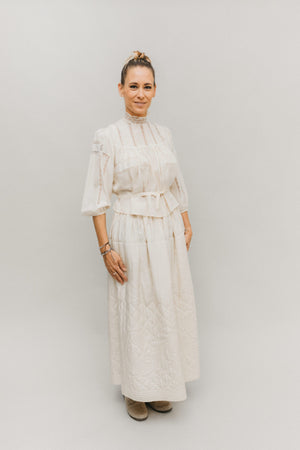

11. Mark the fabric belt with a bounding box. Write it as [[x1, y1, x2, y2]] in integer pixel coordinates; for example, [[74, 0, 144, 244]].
[[113, 189, 179, 217], [132, 190, 169, 210]]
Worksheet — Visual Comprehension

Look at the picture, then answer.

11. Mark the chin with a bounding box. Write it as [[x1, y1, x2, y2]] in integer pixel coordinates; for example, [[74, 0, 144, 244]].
[[133, 105, 148, 114]]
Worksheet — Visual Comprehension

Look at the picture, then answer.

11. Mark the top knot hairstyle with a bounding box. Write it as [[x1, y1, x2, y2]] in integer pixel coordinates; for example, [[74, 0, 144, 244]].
[[120, 50, 156, 87]]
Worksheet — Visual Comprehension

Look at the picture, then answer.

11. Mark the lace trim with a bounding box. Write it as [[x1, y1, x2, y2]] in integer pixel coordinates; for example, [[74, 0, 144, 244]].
[[124, 110, 149, 124]]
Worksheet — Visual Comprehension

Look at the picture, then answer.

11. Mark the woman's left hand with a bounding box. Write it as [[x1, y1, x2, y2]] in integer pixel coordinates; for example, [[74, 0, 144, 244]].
[[184, 226, 192, 251]]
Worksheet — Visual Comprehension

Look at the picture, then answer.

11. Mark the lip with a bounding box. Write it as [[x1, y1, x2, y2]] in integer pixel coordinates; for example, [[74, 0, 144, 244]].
[[134, 102, 146, 105]]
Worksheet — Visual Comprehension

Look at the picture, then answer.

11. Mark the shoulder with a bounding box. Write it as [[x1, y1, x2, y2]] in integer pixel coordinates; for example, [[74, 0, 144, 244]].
[[94, 119, 126, 143], [93, 124, 113, 141], [153, 122, 172, 137], [157, 123, 170, 132], [153, 123, 173, 145], [145, 121, 172, 143], [91, 125, 115, 154]]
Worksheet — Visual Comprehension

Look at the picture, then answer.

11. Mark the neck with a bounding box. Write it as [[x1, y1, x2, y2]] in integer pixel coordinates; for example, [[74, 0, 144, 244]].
[[124, 110, 149, 124]]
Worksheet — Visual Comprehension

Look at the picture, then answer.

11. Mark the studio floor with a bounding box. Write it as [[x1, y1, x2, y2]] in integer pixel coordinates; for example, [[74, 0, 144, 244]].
[[1, 312, 298, 450]]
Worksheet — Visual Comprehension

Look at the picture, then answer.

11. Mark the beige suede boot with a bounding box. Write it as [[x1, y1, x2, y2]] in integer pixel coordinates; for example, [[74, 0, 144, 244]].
[[146, 400, 173, 413], [123, 395, 148, 421]]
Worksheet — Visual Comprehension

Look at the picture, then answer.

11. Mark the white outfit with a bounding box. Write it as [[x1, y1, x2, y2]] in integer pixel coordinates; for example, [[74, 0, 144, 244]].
[[81, 111, 200, 401]]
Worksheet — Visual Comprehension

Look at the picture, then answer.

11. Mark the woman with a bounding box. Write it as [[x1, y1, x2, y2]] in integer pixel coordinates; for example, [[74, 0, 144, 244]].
[[81, 51, 200, 421]]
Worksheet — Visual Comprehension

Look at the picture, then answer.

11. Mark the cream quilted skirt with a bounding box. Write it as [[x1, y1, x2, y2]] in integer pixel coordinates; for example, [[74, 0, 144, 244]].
[[107, 206, 200, 402]]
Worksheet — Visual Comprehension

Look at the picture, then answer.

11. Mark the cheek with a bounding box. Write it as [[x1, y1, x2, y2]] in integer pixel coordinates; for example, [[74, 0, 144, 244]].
[[124, 91, 135, 100]]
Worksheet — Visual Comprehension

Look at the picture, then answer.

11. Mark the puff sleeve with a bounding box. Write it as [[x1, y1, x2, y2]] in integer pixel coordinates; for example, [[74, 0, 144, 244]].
[[166, 127, 189, 213], [81, 128, 114, 216]]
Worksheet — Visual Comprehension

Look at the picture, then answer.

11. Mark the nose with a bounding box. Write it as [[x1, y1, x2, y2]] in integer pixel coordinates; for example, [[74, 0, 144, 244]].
[[136, 88, 145, 99]]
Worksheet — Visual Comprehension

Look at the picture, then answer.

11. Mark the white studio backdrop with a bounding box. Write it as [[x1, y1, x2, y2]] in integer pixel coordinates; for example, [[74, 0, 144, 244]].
[[0, 1, 299, 449]]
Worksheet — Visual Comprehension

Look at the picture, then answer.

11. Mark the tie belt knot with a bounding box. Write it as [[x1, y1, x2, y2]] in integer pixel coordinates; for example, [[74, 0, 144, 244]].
[[133, 190, 167, 209]]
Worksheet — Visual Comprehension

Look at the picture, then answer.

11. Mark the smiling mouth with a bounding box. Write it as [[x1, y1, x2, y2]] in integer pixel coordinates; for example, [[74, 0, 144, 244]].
[[135, 102, 146, 104]]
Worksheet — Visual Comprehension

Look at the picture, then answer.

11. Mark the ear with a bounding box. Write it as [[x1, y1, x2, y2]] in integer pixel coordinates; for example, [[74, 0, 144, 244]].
[[118, 83, 123, 97]]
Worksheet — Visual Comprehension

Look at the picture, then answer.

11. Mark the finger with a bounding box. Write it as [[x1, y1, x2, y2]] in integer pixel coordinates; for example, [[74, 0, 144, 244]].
[[114, 265, 127, 282], [117, 261, 128, 281], [109, 264, 126, 282], [104, 252, 127, 282], [113, 272, 124, 284]]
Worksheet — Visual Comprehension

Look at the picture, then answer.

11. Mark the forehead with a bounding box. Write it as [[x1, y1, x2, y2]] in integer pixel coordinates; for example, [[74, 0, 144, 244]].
[[126, 66, 154, 84]]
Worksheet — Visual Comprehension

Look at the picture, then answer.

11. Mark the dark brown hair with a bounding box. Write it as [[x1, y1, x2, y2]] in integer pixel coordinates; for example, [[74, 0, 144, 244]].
[[120, 50, 156, 87]]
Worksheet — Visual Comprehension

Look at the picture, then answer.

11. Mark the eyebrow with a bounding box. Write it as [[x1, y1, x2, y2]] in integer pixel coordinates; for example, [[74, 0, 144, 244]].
[[128, 82, 153, 85]]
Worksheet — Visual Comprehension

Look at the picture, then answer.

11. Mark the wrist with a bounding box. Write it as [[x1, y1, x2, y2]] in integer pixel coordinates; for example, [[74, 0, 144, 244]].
[[99, 241, 111, 255]]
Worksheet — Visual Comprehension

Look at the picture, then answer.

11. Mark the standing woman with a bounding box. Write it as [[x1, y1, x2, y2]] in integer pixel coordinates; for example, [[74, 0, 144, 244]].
[[81, 50, 200, 421]]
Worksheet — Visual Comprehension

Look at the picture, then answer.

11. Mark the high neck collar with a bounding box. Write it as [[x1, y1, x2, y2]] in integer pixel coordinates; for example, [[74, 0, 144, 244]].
[[124, 110, 149, 124]]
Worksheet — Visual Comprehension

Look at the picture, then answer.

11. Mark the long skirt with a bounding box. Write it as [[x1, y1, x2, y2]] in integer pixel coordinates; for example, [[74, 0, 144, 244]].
[[107, 205, 200, 402]]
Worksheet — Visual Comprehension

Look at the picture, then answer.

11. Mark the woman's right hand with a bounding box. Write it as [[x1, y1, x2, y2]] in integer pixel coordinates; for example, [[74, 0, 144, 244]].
[[102, 248, 128, 284]]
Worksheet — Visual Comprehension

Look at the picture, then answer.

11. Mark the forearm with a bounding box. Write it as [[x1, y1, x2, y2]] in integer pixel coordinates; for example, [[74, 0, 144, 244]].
[[92, 213, 109, 247], [181, 211, 192, 231]]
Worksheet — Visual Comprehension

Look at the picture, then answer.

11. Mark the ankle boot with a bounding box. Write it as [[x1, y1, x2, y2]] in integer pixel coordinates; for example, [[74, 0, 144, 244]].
[[123, 395, 148, 421], [146, 400, 173, 413]]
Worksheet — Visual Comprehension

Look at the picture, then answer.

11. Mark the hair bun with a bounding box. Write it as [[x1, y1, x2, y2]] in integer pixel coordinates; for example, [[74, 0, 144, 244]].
[[124, 50, 151, 66]]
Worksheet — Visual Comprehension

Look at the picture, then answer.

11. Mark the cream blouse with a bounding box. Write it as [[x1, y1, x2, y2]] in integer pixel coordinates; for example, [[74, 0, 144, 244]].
[[81, 111, 189, 218]]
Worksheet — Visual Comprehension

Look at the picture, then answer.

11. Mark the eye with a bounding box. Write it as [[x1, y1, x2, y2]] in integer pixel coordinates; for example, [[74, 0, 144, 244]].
[[129, 85, 152, 89]]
